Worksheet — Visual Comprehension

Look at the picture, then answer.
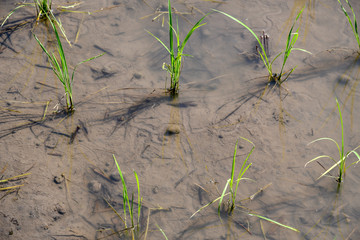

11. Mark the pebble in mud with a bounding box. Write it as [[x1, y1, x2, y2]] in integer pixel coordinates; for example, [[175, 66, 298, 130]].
[[165, 124, 180, 135], [53, 176, 63, 184], [55, 203, 66, 215], [110, 172, 121, 182], [152, 186, 159, 194], [88, 180, 102, 193], [133, 73, 142, 79]]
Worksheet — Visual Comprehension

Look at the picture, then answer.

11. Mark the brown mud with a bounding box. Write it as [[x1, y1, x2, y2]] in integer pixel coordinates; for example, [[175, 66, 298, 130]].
[[1, 0, 360, 239]]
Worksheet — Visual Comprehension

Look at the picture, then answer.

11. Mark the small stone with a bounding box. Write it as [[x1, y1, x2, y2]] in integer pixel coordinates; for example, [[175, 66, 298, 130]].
[[113, 1, 121, 6], [88, 180, 102, 193], [110, 172, 121, 182], [165, 124, 180, 135], [133, 73, 142, 79], [152, 186, 159, 194], [53, 176, 63, 184], [55, 203, 66, 215]]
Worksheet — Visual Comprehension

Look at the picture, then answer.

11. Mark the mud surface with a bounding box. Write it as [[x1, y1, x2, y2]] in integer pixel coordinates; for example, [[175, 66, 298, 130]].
[[1, 0, 360, 239]]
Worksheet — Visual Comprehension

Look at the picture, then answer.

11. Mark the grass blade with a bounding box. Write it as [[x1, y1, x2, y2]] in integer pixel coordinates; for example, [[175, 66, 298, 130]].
[[229, 140, 238, 191], [1, 5, 26, 27], [338, 0, 360, 49], [213, 9, 270, 72], [0, 173, 31, 183], [305, 155, 336, 167], [346, 149, 360, 169], [113, 155, 131, 228], [156, 224, 169, 240], [317, 159, 343, 180], [234, 137, 255, 198], [134, 170, 142, 230], [190, 193, 230, 219], [248, 213, 300, 233], [146, 30, 171, 54], [218, 179, 230, 215]]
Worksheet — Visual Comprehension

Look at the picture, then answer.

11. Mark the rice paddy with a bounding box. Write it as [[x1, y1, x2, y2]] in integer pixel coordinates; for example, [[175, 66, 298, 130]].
[[1, 0, 360, 239]]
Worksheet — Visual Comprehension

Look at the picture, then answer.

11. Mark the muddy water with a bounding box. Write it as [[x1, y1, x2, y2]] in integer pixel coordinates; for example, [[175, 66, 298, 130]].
[[1, 0, 360, 239]]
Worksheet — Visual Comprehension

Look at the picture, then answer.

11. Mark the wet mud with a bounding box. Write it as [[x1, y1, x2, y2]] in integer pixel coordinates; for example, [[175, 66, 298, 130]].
[[1, 0, 360, 239]]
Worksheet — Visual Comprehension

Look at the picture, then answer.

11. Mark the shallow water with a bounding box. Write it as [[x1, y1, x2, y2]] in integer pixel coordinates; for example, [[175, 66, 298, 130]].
[[1, 0, 360, 239]]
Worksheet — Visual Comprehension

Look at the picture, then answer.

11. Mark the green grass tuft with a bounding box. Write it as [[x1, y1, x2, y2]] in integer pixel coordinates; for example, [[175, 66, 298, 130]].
[[213, 7, 310, 86], [1, 0, 51, 27], [219, 136, 254, 215], [190, 137, 299, 232], [34, 0, 52, 20], [33, 14, 103, 113], [147, 0, 210, 94], [337, 0, 360, 51], [305, 98, 360, 183], [190, 137, 254, 218], [112, 155, 143, 238], [1, 0, 72, 46]]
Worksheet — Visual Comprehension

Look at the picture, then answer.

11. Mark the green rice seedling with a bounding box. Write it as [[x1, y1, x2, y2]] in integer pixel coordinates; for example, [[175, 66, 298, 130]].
[[147, 0, 210, 94], [190, 137, 253, 218], [156, 224, 169, 240], [34, 0, 52, 20], [219, 136, 254, 214], [305, 98, 360, 183], [213, 8, 310, 86], [1, 0, 51, 27], [33, 14, 104, 113], [337, 0, 360, 50], [1, 5, 26, 28], [111, 155, 142, 238], [1, 0, 71, 46], [247, 213, 300, 233], [191, 138, 299, 232]]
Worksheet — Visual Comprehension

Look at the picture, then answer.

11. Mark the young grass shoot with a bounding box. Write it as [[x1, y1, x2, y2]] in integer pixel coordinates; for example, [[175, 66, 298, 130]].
[[111, 155, 142, 238], [34, 0, 52, 20], [219, 137, 254, 214], [305, 98, 360, 183], [190, 137, 253, 218], [1, 0, 71, 46], [337, 0, 360, 51], [213, 8, 310, 86], [191, 137, 299, 233], [1, 0, 51, 27], [33, 14, 104, 113], [147, 0, 210, 94]]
